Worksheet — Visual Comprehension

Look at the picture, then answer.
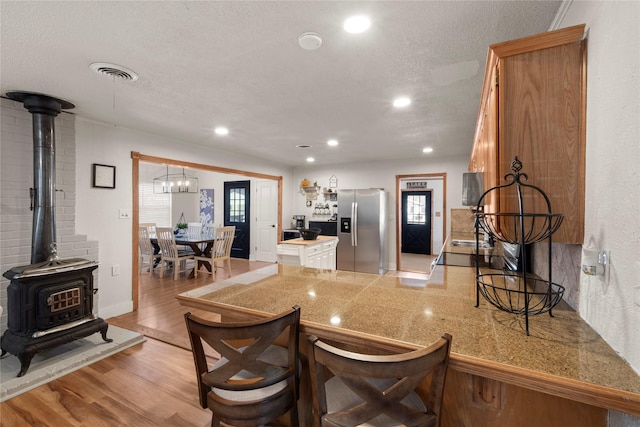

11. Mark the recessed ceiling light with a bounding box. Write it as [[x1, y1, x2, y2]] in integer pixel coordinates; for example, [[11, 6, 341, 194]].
[[393, 97, 411, 108], [327, 139, 338, 146], [344, 16, 371, 33], [423, 147, 434, 153], [306, 157, 315, 163], [214, 127, 229, 136], [298, 32, 323, 50]]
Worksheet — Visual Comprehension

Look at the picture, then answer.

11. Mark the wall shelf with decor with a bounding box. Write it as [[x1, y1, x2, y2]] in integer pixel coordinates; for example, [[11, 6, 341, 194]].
[[323, 191, 338, 202], [300, 185, 321, 201]]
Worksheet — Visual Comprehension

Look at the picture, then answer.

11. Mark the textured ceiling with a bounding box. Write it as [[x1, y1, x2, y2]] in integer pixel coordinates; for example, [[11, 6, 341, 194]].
[[1, 1, 561, 167]]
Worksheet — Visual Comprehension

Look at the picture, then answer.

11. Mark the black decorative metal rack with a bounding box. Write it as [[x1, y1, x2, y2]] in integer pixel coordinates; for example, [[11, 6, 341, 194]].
[[473, 157, 565, 335]]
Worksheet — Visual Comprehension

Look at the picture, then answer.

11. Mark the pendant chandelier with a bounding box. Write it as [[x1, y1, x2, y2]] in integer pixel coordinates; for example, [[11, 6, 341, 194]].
[[153, 166, 198, 193]]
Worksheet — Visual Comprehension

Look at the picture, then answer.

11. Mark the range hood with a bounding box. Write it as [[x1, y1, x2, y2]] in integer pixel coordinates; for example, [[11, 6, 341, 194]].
[[462, 172, 484, 207]]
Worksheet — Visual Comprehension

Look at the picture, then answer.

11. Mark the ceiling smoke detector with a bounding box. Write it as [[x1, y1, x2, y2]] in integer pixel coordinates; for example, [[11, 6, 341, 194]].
[[90, 62, 139, 81], [298, 32, 322, 50]]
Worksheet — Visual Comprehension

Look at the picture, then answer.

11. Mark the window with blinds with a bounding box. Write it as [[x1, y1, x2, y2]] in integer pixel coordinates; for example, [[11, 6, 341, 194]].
[[139, 181, 171, 227]]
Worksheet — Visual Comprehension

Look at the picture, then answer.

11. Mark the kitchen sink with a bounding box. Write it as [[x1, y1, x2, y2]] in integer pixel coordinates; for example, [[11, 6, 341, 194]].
[[451, 239, 493, 249]]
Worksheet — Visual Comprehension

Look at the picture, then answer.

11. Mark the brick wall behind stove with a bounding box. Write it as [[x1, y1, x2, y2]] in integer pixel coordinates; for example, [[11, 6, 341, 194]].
[[0, 98, 100, 333]]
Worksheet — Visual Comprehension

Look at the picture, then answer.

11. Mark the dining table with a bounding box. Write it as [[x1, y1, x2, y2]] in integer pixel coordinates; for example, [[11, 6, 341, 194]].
[[151, 234, 217, 279]]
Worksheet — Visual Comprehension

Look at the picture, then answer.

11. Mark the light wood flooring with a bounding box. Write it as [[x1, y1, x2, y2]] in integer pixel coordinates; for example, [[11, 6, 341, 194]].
[[1, 337, 213, 426], [0, 258, 428, 425], [109, 258, 273, 351], [0, 259, 270, 426]]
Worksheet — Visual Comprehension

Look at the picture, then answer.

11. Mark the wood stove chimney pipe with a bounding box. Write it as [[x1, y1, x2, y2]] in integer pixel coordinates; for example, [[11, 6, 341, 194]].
[[6, 91, 75, 264]]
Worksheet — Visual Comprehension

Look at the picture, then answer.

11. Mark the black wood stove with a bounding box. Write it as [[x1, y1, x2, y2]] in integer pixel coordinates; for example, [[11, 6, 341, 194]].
[[1, 92, 111, 377], [2, 251, 111, 377]]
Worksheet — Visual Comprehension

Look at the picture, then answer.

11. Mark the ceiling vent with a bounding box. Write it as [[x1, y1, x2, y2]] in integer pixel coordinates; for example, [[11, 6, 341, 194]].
[[90, 62, 139, 81]]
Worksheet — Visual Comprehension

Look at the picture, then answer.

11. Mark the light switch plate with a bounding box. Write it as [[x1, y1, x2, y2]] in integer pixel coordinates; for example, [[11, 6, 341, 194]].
[[119, 208, 131, 219]]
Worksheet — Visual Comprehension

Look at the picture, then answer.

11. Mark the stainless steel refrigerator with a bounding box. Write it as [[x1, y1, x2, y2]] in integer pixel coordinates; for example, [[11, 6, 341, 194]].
[[337, 189, 388, 274]]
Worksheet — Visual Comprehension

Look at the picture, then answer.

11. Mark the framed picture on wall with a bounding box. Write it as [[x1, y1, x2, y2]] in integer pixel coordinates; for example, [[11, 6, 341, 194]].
[[92, 164, 116, 189]]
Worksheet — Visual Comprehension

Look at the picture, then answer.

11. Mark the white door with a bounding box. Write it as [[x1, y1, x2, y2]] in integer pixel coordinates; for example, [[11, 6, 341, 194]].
[[255, 180, 278, 262]]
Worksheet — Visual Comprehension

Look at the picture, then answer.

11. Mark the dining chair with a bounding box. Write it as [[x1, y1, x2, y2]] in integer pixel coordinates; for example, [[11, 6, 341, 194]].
[[194, 225, 235, 279], [188, 222, 203, 239], [202, 222, 217, 239], [156, 226, 194, 279], [307, 333, 452, 427], [138, 223, 160, 274], [184, 305, 301, 427]]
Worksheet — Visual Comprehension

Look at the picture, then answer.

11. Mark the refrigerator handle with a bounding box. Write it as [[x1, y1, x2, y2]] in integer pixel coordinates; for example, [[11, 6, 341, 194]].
[[353, 201, 358, 246]]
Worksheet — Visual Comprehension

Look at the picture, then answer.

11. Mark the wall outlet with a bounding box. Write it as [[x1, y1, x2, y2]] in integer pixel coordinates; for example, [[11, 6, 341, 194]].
[[634, 286, 640, 307], [112, 265, 120, 276]]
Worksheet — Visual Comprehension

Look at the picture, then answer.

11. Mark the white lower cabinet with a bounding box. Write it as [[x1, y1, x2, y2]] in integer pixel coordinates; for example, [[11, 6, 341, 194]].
[[276, 237, 338, 270]]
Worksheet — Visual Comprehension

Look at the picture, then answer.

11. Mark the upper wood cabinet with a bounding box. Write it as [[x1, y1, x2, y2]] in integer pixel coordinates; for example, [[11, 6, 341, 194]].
[[470, 24, 587, 244]]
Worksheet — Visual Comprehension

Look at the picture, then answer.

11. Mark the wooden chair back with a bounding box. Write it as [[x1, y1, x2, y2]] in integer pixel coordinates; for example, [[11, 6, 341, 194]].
[[156, 226, 193, 279], [139, 222, 156, 232], [156, 227, 180, 259], [213, 226, 235, 259], [194, 226, 235, 279], [187, 222, 202, 239], [138, 224, 160, 273], [308, 333, 452, 427], [203, 222, 216, 239], [184, 306, 301, 427], [138, 225, 156, 257]]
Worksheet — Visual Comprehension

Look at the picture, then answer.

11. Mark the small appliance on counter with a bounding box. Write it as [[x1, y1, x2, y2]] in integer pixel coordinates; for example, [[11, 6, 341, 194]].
[[330, 204, 338, 221], [292, 215, 305, 230], [282, 229, 301, 241]]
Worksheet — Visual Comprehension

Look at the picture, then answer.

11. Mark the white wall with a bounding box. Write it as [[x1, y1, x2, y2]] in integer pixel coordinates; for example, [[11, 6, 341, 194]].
[[557, 1, 640, 378], [291, 155, 470, 269], [75, 118, 293, 318]]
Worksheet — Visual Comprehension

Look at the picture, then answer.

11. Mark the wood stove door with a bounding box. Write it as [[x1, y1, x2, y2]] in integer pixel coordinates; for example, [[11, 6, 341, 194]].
[[37, 280, 90, 330]]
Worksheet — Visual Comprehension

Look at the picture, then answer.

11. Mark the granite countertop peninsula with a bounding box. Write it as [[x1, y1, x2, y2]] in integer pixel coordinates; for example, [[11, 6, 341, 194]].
[[178, 261, 640, 415]]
